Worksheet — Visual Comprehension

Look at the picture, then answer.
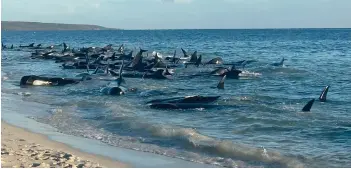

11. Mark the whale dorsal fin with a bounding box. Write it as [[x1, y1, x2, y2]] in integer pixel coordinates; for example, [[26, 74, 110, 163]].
[[119, 60, 124, 77], [93, 66, 100, 74], [111, 52, 116, 60], [190, 51, 197, 62], [125, 50, 133, 59], [319, 86, 330, 102], [302, 99, 315, 112], [181, 48, 188, 57], [117, 44, 124, 53], [231, 64, 236, 71], [195, 55, 202, 67], [173, 50, 177, 63], [217, 75, 226, 89], [280, 58, 285, 65], [117, 60, 124, 87]]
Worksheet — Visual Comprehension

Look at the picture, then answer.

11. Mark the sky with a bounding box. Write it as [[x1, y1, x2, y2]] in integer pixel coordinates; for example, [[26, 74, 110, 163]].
[[1, 0, 351, 29]]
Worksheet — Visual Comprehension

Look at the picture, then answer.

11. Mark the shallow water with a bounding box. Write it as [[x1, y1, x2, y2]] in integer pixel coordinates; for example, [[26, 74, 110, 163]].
[[2, 29, 351, 167]]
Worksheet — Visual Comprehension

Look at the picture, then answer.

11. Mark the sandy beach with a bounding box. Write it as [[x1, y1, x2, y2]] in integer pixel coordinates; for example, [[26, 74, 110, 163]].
[[1, 121, 128, 168]]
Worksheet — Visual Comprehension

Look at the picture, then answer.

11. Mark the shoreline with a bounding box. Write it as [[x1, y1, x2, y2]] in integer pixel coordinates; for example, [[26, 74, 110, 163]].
[[1, 93, 215, 168], [1, 121, 129, 168]]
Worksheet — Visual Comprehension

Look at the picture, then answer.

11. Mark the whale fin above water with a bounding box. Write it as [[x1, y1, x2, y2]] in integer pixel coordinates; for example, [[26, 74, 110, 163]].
[[164, 65, 172, 76], [131, 49, 144, 70], [319, 86, 330, 102], [195, 55, 202, 67], [190, 51, 197, 62], [272, 58, 286, 67], [172, 50, 177, 63], [121, 50, 133, 60], [117, 60, 125, 86], [93, 66, 100, 74], [217, 75, 226, 89], [111, 52, 116, 60], [117, 44, 124, 53], [206, 57, 223, 65], [181, 48, 189, 57], [63, 43, 68, 49], [302, 99, 315, 112]]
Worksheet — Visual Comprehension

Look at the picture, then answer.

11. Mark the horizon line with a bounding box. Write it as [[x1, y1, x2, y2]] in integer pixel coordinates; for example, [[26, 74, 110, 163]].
[[2, 20, 351, 31]]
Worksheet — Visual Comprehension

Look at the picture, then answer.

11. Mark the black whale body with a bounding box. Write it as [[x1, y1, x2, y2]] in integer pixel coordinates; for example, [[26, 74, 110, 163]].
[[20, 75, 82, 86], [147, 95, 221, 109]]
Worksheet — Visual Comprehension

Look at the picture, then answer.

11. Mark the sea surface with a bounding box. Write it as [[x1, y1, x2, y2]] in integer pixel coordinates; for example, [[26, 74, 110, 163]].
[[1, 29, 351, 167]]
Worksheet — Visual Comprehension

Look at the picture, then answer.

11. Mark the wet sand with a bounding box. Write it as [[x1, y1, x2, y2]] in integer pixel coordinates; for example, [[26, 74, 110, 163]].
[[1, 121, 128, 168]]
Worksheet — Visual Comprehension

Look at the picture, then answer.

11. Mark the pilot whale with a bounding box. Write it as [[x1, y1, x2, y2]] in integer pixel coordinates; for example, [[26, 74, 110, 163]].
[[319, 86, 330, 102], [20, 75, 87, 86], [147, 95, 220, 109], [302, 99, 315, 112]]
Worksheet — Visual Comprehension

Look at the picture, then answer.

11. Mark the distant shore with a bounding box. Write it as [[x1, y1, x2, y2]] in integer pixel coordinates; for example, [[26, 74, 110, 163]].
[[2, 21, 350, 31], [1, 121, 128, 168], [1, 21, 118, 31]]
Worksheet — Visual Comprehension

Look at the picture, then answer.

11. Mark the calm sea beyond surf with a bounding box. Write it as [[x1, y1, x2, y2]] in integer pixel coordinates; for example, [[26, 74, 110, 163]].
[[1, 29, 351, 167]]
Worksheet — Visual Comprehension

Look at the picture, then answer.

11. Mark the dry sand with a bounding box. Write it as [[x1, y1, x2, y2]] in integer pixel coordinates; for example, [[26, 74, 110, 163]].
[[1, 121, 129, 168]]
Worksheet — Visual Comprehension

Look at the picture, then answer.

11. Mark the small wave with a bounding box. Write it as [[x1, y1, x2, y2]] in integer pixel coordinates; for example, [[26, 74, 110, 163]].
[[139, 89, 178, 97], [239, 70, 262, 77], [104, 121, 305, 168], [258, 66, 308, 74]]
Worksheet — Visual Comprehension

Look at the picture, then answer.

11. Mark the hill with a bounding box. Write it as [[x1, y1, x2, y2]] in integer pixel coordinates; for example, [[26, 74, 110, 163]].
[[1, 21, 117, 31]]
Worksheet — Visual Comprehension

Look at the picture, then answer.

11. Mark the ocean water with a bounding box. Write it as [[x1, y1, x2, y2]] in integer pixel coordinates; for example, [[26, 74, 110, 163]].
[[1, 29, 351, 167]]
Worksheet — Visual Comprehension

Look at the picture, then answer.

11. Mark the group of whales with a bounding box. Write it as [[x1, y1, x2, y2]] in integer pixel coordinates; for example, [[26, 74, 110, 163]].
[[3, 42, 329, 111]]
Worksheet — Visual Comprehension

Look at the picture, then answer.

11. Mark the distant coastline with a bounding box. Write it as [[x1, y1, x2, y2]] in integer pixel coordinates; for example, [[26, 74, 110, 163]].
[[1, 21, 350, 31], [1, 21, 118, 31]]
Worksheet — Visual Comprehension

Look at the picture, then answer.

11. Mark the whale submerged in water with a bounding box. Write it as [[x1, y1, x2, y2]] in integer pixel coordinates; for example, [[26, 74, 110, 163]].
[[147, 95, 221, 109], [20, 75, 89, 86]]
